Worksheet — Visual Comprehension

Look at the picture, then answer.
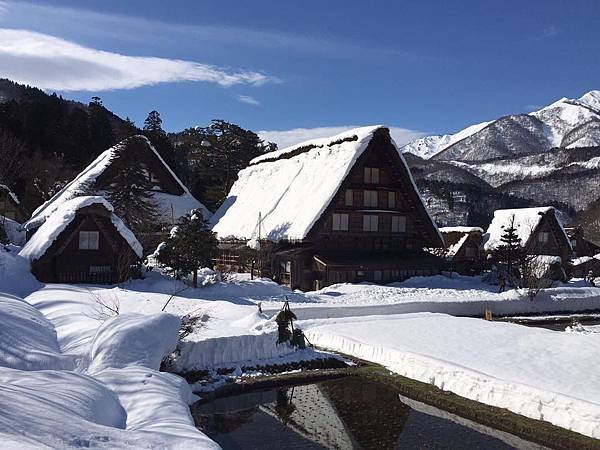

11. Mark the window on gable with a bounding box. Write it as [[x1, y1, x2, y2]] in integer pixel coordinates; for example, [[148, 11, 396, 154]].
[[79, 231, 99, 250], [363, 215, 378, 232], [538, 231, 550, 244], [388, 191, 396, 208], [571, 239, 577, 248], [364, 190, 378, 207], [391, 216, 406, 233], [332, 213, 349, 231], [364, 167, 379, 184], [345, 189, 353, 206]]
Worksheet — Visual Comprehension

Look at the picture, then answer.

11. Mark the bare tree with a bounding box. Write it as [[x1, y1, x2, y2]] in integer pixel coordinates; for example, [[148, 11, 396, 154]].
[[85, 288, 120, 321]]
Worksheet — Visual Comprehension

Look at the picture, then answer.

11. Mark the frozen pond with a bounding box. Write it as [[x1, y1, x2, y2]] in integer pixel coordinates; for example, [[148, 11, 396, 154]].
[[192, 376, 541, 449]]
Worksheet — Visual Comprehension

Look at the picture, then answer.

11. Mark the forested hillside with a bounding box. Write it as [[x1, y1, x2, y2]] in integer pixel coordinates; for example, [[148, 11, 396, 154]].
[[0, 79, 275, 215]]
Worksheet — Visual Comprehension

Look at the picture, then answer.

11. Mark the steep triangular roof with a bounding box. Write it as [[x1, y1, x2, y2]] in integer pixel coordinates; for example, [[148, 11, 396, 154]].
[[211, 125, 442, 244], [20, 196, 142, 262], [25, 136, 211, 230]]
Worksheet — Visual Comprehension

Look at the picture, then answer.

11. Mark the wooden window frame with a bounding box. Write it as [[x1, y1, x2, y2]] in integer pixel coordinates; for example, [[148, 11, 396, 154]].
[[332, 213, 349, 231], [364, 167, 380, 184], [79, 231, 100, 250], [391, 215, 406, 233], [363, 214, 379, 232], [364, 190, 378, 207]]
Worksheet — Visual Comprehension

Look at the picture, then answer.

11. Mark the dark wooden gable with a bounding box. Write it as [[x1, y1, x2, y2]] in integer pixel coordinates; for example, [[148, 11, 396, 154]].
[[31, 204, 140, 284], [525, 210, 572, 260], [96, 136, 184, 196], [305, 128, 443, 250]]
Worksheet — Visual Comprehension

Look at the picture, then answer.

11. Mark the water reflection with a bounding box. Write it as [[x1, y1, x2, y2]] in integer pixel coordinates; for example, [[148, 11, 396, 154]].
[[192, 377, 521, 449]]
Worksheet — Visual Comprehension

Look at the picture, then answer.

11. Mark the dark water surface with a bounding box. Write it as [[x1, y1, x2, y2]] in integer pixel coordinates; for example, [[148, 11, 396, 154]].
[[192, 377, 530, 449]]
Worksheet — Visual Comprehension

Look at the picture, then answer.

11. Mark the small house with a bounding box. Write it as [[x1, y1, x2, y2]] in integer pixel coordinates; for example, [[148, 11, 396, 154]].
[[567, 254, 600, 279], [482, 206, 573, 268], [24, 135, 211, 237], [0, 185, 27, 222], [211, 126, 445, 291], [20, 196, 143, 284], [564, 226, 600, 258], [437, 226, 483, 275]]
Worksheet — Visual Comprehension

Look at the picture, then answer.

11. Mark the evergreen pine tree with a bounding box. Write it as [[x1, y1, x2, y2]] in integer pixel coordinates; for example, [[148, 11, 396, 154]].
[[155, 209, 218, 288], [143, 110, 177, 170], [492, 215, 525, 283], [105, 136, 158, 240], [88, 97, 116, 155]]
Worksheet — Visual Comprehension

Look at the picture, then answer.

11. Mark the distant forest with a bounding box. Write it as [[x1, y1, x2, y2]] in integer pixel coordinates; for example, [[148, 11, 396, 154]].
[[0, 79, 277, 215]]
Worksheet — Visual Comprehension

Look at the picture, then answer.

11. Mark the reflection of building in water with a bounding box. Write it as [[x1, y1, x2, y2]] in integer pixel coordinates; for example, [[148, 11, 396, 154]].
[[261, 384, 356, 449], [262, 377, 410, 449]]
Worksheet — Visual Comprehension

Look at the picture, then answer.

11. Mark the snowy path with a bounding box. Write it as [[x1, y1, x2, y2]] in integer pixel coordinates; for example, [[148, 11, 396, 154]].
[[302, 313, 600, 439]]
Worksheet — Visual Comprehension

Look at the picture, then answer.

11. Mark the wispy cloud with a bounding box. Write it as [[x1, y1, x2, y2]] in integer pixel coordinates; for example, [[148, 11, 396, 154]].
[[258, 126, 426, 148], [0, 1, 440, 64], [237, 95, 260, 106], [541, 26, 559, 39], [0, 29, 277, 91]]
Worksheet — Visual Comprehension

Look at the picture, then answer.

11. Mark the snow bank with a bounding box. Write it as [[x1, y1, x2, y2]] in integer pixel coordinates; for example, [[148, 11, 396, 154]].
[[0, 366, 218, 449], [95, 366, 218, 448], [258, 275, 600, 320], [0, 367, 130, 448], [303, 313, 600, 439], [25, 285, 105, 359], [20, 195, 143, 262], [0, 246, 41, 297], [0, 292, 74, 370], [88, 312, 181, 374], [175, 330, 294, 371]]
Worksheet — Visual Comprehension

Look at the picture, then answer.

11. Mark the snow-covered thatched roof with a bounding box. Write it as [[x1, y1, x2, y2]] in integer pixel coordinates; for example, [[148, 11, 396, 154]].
[[482, 206, 568, 251], [211, 125, 440, 243], [20, 196, 143, 262], [24, 136, 210, 231]]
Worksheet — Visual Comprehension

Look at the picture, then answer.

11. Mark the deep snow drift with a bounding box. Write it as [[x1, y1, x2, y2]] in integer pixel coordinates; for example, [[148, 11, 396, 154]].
[[0, 285, 219, 448], [303, 313, 600, 439]]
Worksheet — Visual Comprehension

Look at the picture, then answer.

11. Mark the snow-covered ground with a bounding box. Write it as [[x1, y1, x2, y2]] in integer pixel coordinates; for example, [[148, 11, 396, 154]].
[[258, 274, 600, 320], [302, 313, 600, 439], [3, 246, 600, 446]]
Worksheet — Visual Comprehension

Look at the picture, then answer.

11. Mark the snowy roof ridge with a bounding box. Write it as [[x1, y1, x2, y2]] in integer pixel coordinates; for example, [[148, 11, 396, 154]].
[[482, 206, 562, 251], [25, 135, 209, 230], [439, 226, 484, 234], [20, 196, 143, 262], [250, 125, 384, 165]]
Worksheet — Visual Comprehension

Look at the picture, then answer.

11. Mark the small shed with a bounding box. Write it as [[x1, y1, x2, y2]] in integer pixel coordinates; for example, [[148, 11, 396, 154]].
[[0, 184, 27, 223], [20, 196, 143, 284], [567, 254, 600, 279], [564, 226, 600, 258], [438, 226, 484, 275]]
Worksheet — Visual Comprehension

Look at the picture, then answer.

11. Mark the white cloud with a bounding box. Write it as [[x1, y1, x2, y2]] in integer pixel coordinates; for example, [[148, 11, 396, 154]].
[[0, 28, 277, 91], [237, 95, 260, 106], [258, 125, 427, 149]]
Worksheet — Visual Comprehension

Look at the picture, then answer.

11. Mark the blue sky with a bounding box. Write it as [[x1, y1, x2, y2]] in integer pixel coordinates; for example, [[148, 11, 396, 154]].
[[0, 0, 599, 146]]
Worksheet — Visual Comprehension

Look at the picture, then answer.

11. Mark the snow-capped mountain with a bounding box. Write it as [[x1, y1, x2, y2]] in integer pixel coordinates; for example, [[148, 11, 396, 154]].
[[403, 90, 600, 160], [404, 90, 600, 242]]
